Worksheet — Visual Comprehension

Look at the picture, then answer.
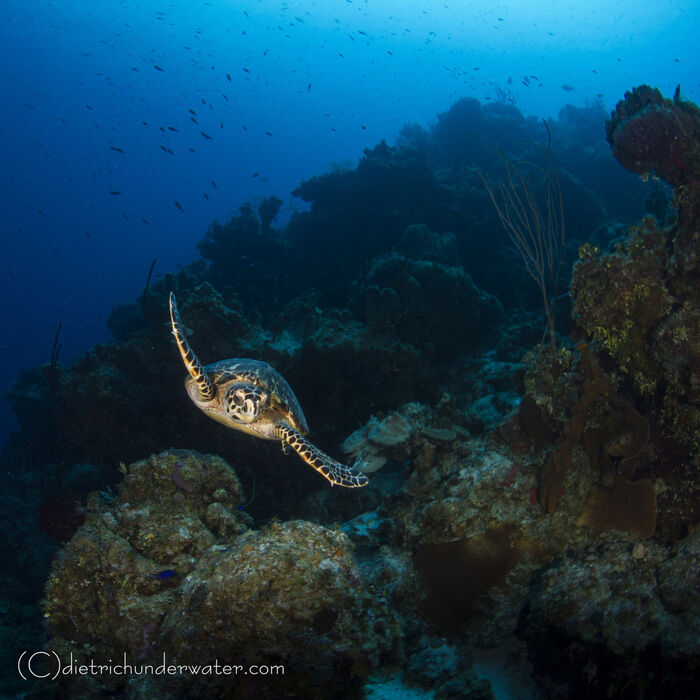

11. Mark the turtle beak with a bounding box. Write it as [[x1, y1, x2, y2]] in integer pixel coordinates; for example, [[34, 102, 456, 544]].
[[169, 293, 216, 401]]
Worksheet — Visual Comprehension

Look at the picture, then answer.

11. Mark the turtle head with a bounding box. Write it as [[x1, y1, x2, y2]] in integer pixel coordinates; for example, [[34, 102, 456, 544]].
[[169, 293, 216, 403], [223, 383, 268, 424]]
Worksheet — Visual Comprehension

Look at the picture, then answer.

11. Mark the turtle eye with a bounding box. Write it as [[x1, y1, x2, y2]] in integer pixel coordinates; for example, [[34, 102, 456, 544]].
[[225, 384, 267, 424]]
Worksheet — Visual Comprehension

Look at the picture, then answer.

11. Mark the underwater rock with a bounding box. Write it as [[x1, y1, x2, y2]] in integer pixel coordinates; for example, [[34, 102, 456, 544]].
[[398, 223, 459, 264], [288, 139, 456, 307], [43, 450, 399, 698], [405, 636, 495, 699], [161, 520, 395, 669], [196, 203, 294, 311], [521, 532, 700, 697], [352, 251, 503, 361]]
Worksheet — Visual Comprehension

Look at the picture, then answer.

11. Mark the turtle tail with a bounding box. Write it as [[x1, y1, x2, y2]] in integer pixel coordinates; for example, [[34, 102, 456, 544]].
[[169, 293, 216, 401], [274, 423, 369, 488]]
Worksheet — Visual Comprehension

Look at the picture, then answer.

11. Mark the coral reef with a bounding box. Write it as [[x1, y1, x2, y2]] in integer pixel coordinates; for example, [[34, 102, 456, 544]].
[[3, 89, 699, 699], [568, 88, 700, 544], [43, 450, 400, 698]]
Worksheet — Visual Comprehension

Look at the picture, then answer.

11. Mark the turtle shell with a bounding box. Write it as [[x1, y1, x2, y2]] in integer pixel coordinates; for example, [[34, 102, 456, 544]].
[[204, 358, 309, 435]]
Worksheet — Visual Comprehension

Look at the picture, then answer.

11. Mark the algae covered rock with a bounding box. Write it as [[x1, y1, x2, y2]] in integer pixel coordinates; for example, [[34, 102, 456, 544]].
[[162, 519, 397, 670], [42, 450, 399, 698]]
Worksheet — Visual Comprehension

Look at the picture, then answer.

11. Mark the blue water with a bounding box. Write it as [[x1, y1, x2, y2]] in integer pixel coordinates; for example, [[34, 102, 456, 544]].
[[1, 0, 698, 442]]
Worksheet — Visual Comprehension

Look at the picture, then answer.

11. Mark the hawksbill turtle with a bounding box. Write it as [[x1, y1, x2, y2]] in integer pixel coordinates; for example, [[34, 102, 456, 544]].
[[168, 293, 368, 488]]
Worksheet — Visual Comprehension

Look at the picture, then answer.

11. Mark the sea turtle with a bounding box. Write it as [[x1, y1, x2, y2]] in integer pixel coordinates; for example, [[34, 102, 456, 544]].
[[168, 293, 368, 488]]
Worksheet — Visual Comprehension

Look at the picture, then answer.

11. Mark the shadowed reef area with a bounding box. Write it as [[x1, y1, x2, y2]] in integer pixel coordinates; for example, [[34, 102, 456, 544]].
[[2, 86, 699, 698]]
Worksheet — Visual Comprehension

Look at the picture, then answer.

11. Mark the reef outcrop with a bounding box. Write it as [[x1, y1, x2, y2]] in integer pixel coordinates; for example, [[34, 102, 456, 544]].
[[43, 450, 400, 698]]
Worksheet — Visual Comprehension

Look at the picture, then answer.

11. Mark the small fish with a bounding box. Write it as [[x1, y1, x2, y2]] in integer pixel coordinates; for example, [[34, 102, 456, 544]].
[[153, 64, 164, 72], [174, 200, 184, 212], [190, 117, 198, 124], [86, 231, 91, 240], [109, 146, 125, 153], [141, 218, 149, 224], [307, 82, 311, 92], [242, 125, 248, 131], [222, 93, 229, 101], [561, 84, 575, 92], [110, 191, 121, 195], [203, 192, 209, 200], [211, 180, 217, 189], [200, 131, 212, 140], [150, 569, 176, 580], [265, 131, 272, 136], [167, 126, 178, 132], [242, 67, 250, 73], [189, 108, 197, 116], [252, 172, 259, 178], [226, 73, 231, 81]]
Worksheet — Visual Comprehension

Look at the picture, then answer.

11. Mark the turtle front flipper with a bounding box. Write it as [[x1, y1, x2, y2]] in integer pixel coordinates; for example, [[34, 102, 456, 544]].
[[274, 423, 369, 488], [169, 292, 216, 401]]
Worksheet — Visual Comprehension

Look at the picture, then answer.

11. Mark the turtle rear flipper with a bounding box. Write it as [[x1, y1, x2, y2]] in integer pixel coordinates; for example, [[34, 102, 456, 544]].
[[275, 423, 369, 488]]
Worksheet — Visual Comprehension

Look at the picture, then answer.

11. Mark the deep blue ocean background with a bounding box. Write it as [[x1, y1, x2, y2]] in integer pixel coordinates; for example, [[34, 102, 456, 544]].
[[1, 0, 698, 447]]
